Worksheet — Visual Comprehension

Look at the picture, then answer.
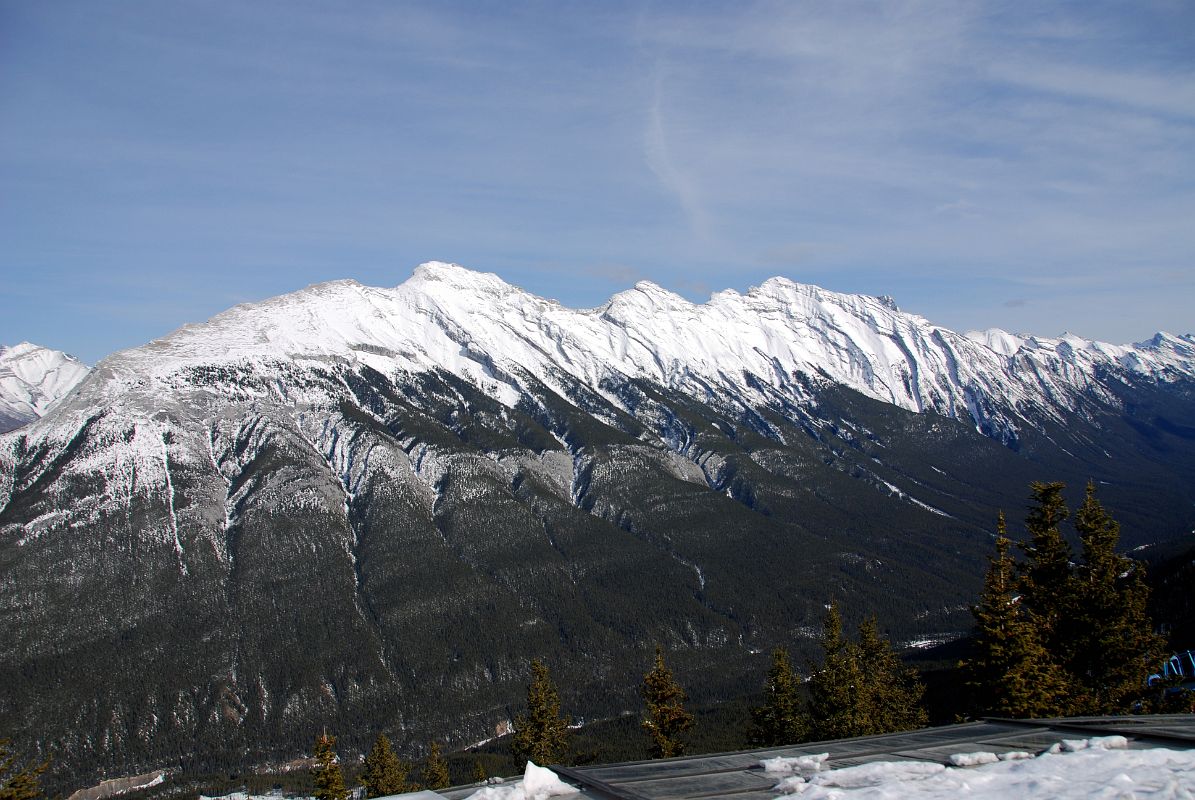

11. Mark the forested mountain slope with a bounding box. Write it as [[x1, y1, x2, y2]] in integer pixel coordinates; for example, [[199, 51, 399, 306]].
[[2, 263, 1193, 790]]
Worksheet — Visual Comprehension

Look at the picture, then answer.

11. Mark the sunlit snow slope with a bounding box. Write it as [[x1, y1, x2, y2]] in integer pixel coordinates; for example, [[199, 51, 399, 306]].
[[0, 342, 89, 432], [35, 261, 1195, 445]]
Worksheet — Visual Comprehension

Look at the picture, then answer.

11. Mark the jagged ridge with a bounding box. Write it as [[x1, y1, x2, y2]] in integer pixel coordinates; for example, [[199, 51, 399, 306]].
[[24, 261, 1195, 446]]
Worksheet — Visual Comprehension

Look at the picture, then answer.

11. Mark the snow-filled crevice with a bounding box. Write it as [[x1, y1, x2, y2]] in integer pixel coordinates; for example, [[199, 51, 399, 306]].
[[206, 421, 235, 565], [342, 491, 397, 680], [160, 432, 187, 575], [0, 444, 14, 517], [866, 471, 954, 518], [931, 329, 965, 415], [885, 332, 926, 413], [569, 452, 592, 508], [672, 552, 706, 590]]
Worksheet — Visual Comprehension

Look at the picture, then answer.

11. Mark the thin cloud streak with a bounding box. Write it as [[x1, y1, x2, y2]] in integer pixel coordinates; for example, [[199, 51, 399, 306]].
[[643, 63, 712, 243]]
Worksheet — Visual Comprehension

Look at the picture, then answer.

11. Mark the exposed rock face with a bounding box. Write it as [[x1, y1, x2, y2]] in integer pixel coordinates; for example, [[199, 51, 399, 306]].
[[2, 263, 1193, 789]]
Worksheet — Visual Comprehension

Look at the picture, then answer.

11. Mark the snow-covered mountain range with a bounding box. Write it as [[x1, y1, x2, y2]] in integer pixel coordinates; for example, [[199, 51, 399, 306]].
[[29, 260, 1195, 448], [0, 342, 89, 433], [2, 262, 1194, 791]]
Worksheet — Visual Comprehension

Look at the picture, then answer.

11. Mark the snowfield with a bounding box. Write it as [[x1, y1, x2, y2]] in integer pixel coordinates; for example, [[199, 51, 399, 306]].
[[765, 736, 1195, 799]]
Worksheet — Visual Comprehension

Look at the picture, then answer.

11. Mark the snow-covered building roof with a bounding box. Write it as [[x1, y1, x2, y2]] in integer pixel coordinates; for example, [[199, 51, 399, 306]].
[[417, 714, 1195, 800]]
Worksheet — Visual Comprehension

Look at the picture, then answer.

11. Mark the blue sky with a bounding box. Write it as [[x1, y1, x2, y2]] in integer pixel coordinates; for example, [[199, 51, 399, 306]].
[[2, 1, 1192, 364]]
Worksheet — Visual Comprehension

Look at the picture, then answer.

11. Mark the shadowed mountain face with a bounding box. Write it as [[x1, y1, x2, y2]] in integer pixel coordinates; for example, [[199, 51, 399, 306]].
[[2, 265, 1194, 789]]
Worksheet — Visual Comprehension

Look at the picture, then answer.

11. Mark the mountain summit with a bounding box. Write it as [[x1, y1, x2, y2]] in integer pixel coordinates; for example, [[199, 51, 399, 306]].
[[0, 341, 89, 432], [2, 263, 1194, 791]]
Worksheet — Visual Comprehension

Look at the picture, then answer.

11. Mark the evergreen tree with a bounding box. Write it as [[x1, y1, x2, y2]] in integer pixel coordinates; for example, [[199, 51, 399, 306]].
[[960, 513, 1070, 718], [749, 647, 806, 746], [512, 659, 571, 767], [362, 733, 413, 798], [471, 759, 487, 784], [311, 733, 348, 800], [806, 603, 927, 740], [965, 482, 1166, 717], [1018, 481, 1074, 647], [806, 601, 865, 741], [855, 617, 928, 735], [641, 646, 694, 758], [421, 742, 450, 790], [0, 740, 48, 800], [1067, 483, 1166, 713]]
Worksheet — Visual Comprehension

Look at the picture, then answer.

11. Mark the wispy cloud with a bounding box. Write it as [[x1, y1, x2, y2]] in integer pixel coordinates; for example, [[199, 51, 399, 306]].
[[643, 63, 712, 242], [985, 59, 1195, 120]]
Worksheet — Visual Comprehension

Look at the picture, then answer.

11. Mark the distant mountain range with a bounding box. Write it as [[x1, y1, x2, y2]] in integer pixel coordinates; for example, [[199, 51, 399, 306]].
[[0, 342, 89, 432], [3, 263, 1194, 790]]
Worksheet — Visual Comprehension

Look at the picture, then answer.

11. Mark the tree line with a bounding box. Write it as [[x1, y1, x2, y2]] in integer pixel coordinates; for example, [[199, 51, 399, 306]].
[[477, 605, 929, 770], [303, 599, 927, 800]]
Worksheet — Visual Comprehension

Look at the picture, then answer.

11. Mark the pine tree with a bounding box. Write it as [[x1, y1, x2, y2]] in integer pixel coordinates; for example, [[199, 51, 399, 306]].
[[421, 742, 450, 790], [471, 759, 487, 784], [0, 740, 48, 800], [311, 733, 348, 800], [806, 601, 865, 741], [641, 646, 694, 758], [1018, 481, 1074, 647], [1067, 483, 1166, 713], [362, 733, 413, 797], [966, 483, 1166, 717], [805, 602, 927, 740], [855, 617, 927, 735], [512, 659, 571, 767], [960, 513, 1070, 718], [749, 648, 806, 746]]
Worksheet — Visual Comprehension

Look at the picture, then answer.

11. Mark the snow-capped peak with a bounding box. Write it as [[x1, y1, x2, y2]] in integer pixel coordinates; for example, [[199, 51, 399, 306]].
[[0, 342, 90, 431], [406, 259, 521, 297]]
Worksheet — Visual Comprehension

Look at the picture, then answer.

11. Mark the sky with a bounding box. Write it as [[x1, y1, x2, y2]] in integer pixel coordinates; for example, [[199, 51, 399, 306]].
[[1, 0, 1193, 365]]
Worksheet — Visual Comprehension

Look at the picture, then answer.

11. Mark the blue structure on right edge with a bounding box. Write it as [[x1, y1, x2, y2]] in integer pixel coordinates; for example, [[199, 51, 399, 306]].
[[1148, 650, 1195, 690]]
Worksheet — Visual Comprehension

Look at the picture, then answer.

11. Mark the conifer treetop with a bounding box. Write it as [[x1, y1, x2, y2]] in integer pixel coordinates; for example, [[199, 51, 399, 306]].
[[641, 646, 695, 759], [749, 647, 806, 747], [311, 733, 348, 800], [362, 733, 413, 798], [512, 659, 571, 768], [0, 739, 49, 800], [421, 742, 450, 791]]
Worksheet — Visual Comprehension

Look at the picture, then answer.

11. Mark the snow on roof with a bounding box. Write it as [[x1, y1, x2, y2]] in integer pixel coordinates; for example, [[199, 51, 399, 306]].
[[429, 715, 1195, 800]]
